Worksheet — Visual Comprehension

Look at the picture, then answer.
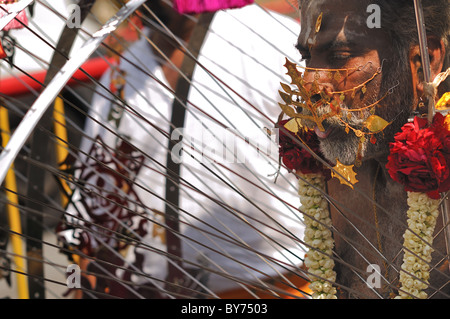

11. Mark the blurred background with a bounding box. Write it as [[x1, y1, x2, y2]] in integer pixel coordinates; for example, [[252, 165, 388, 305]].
[[0, 0, 301, 299]]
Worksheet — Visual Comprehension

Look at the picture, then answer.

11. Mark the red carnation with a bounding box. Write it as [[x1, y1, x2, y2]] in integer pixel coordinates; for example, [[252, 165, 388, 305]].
[[277, 119, 330, 179], [386, 113, 450, 199]]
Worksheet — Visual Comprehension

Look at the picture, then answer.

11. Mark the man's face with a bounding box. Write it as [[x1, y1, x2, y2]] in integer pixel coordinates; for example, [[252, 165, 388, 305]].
[[296, 0, 413, 165]]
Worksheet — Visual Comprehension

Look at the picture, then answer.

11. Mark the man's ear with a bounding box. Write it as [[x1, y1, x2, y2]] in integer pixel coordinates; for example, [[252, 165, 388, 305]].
[[409, 36, 446, 107]]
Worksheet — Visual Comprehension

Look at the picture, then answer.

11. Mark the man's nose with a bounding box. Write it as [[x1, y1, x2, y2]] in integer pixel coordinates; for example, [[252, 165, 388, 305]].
[[301, 69, 334, 103]]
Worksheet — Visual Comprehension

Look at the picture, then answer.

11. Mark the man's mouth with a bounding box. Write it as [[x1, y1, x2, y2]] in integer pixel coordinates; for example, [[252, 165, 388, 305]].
[[314, 125, 334, 139]]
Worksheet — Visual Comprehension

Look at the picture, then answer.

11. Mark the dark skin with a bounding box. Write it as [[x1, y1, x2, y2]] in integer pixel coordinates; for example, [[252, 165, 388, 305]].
[[147, 1, 197, 90], [297, 0, 449, 298], [297, 1, 396, 165]]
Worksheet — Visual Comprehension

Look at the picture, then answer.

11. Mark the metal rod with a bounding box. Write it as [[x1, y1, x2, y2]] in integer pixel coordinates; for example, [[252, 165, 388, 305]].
[[441, 194, 450, 264], [0, 0, 146, 186], [413, 0, 435, 123]]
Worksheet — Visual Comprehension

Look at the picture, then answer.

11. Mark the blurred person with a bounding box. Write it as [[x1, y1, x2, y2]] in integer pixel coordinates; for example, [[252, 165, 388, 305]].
[[57, 0, 308, 298]]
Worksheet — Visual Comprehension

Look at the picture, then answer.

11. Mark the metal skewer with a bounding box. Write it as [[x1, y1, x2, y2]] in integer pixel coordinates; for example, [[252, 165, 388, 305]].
[[414, 0, 450, 268], [413, 0, 435, 123]]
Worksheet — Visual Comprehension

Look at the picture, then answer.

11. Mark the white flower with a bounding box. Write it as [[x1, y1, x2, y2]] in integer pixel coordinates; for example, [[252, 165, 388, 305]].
[[298, 173, 337, 299], [396, 191, 440, 299]]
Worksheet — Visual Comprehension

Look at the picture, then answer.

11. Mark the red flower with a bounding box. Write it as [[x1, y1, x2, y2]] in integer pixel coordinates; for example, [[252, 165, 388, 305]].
[[386, 113, 450, 199], [278, 119, 330, 179], [432, 112, 450, 150]]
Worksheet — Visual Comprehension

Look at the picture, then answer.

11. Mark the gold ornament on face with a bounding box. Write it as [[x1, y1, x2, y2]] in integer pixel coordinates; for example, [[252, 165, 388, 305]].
[[278, 10, 405, 186], [315, 12, 323, 33], [278, 58, 395, 187], [279, 59, 391, 144]]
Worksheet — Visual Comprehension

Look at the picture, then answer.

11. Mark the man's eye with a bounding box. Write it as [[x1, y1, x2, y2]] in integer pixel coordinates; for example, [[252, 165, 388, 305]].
[[329, 52, 352, 62]]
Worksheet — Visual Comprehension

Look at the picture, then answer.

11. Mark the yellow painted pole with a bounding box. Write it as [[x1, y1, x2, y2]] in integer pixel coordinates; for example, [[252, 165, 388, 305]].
[[0, 106, 29, 299], [53, 97, 81, 266], [53, 97, 71, 207]]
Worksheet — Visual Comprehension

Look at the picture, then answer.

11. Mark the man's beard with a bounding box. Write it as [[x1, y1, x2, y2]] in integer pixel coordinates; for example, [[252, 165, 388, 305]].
[[318, 60, 414, 166]]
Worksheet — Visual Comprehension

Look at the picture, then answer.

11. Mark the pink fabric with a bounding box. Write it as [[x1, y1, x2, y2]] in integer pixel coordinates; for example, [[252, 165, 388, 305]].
[[173, 0, 254, 14], [0, 4, 29, 31], [0, 42, 6, 59]]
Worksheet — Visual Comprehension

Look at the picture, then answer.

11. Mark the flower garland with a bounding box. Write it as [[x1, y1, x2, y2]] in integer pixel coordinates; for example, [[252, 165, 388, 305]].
[[278, 119, 337, 299], [298, 172, 337, 299], [396, 192, 440, 299], [386, 112, 450, 299]]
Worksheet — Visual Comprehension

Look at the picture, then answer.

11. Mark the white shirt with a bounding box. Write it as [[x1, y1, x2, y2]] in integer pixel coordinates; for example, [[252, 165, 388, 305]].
[[61, 4, 305, 295]]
